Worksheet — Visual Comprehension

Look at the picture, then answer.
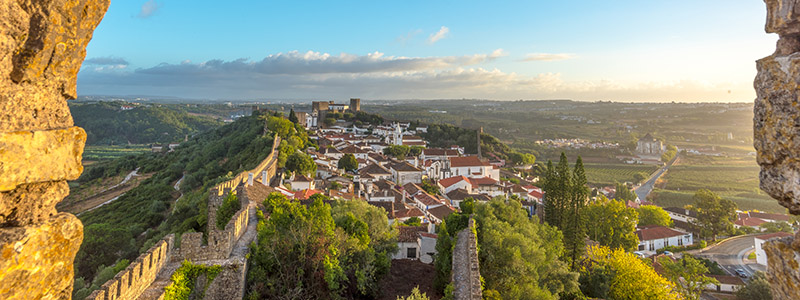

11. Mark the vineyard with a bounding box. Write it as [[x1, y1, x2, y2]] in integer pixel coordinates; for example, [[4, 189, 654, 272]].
[[650, 154, 784, 213], [583, 163, 659, 186], [82, 145, 150, 161]]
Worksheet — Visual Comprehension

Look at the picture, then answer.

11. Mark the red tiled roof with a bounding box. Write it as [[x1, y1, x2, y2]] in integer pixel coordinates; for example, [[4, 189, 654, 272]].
[[415, 192, 442, 206], [294, 189, 323, 200], [402, 141, 427, 146], [748, 212, 792, 222], [398, 226, 427, 242], [449, 156, 491, 167], [636, 226, 685, 241], [427, 205, 455, 220], [403, 183, 424, 195], [396, 207, 424, 219], [735, 217, 767, 227], [468, 177, 497, 186], [391, 161, 422, 172], [438, 176, 469, 188], [419, 232, 438, 239], [754, 232, 793, 241], [422, 148, 459, 156], [528, 190, 543, 199]]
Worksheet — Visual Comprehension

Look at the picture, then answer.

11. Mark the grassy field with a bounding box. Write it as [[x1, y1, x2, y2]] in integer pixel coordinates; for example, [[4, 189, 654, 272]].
[[584, 163, 659, 187], [82, 145, 150, 161], [650, 155, 784, 213]]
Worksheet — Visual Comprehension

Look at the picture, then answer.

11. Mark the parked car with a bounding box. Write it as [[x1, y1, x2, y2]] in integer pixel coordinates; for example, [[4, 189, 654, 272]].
[[735, 269, 748, 278]]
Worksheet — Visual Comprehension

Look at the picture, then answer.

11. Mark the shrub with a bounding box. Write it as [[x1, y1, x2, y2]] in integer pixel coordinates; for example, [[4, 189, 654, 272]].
[[216, 193, 241, 230], [164, 260, 222, 300]]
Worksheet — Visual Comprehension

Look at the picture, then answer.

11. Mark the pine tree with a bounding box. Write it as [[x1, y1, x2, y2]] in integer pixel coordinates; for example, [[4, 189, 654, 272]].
[[554, 152, 571, 228], [543, 160, 557, 225], [289, 108, 299, 123], [565, 156, 588, 269]]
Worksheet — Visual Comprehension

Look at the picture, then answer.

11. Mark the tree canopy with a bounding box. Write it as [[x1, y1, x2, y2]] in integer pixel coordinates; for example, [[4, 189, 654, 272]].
[[285, 152, 316, 176], [659, 255, 718, 300], [584, 195, 640, 251], [580, 245, 679, 300], [637, 205, 673, 227], [689, 189, 737, 240], [337, 153, 358, 172]]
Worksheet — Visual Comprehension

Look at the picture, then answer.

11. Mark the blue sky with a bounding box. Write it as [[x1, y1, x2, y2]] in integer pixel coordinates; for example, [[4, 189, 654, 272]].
[[78, 0, 777, 102]]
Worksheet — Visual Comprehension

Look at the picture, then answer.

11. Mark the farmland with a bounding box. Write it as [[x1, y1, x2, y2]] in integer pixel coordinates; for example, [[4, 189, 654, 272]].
[[82, 145, 150, 161], [649, 154, 784, 213], [583, 163, 659, 187]]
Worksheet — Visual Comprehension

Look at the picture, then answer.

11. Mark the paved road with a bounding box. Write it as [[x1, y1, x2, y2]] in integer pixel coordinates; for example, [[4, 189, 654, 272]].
[[634, 155, 677, 201], [692, 235, 761, 279]]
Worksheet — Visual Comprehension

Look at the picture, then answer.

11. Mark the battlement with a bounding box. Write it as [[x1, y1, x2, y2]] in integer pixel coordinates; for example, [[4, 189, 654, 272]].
[[86, 234, 175, 300], [452, 217, 481, 300]]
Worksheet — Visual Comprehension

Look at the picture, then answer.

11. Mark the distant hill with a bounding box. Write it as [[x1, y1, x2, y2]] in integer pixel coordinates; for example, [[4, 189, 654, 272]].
[[70, 101, 223, 145]]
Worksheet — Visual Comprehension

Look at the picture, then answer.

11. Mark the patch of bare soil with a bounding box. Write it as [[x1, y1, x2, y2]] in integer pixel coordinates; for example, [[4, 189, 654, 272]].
[[58, 173, 153, 214], [378, 259, 442, 300]]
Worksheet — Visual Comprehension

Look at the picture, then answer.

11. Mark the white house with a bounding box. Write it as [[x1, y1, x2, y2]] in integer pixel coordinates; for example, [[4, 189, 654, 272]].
[[704, 275, 744, 293], [390, 161, 423, 185], [394, 226, 427, 260], [663, 207, 698, 223], [755, 232, 793, 266], [446, 156, 499, 180], [290, 174, 315, 191], [437, 175, 472, 194], [635, 226, 693, 253]]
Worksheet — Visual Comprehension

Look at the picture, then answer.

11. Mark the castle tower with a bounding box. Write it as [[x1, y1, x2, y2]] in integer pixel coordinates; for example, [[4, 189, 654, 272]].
[[477, 127, 483, 159], [349, 98, 361, 112]]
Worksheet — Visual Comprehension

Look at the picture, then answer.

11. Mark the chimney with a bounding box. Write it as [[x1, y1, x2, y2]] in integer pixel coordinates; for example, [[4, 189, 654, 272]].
[[247, 173, 254, 186]]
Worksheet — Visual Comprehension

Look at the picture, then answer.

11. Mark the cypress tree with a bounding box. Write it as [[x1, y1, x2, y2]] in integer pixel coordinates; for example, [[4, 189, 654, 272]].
[[543, 160, 557, 225], [554, 152, 571, 229], [566, 156, 588, 269], [289, 108, 299, 123]]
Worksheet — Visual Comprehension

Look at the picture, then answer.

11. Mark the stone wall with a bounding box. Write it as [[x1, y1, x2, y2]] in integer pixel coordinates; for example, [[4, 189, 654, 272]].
[[204, 258, 248, 300], [0, 0, 110, 299], [451, 218, 481, 300], [756, 1, 800, 299], [85, 235, 174, 300]]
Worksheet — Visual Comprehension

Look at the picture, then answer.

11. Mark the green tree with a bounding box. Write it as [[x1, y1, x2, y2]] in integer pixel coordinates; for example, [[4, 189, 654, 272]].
[[421, 180, 440, 195], [459, 197, 475, 214], [215, 192, 241, 230], [476, 198, 579, 299], [689, 189, 737, 241], [338, 153, 358, 172], [760, 221, 793, 233], [383, 145, 411, 159], [581, 245, 679, 300], [403, 217, 422, 226], [637, 205, 673, 227], [736, 271, 772, 300], [285, 152, 316, 176], [329, 181, 343, 191], [584, 195, 640, 251], [396, 287, 430, 300], [509, 151, 536, 166], [614, 182, 637, 202], [633, 172, 647, 184], [564, 156, 587, 270], [659, 255, 718, 300], [267, 115, 295, 139], [288, 108, 299, 123]]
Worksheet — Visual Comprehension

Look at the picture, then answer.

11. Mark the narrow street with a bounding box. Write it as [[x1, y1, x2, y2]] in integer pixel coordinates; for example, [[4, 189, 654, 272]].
[[634, 155, 677, 201], [690, 235, 764, 279]]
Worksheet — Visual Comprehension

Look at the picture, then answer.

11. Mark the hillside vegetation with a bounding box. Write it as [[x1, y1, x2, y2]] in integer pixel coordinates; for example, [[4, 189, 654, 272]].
[[70, 101, 222, 145], [72, 111, 310, 299]]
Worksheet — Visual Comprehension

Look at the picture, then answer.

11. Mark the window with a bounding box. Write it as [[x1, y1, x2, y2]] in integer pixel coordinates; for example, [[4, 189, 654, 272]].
[[649, 242, 654, 251], [665, 238, 669, 247], [678, 238, 683, 246], [638, 244, 645, 251], [407, 247, 417, 259]]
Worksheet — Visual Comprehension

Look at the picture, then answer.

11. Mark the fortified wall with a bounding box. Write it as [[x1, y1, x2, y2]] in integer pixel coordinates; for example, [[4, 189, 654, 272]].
[[755, 0, 800, 299], [451, 217, 481, 300], [0, 1, 110, 299], [86, 134, 279, 300]]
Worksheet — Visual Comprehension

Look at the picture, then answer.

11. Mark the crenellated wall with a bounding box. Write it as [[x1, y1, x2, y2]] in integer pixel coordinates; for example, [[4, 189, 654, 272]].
[[0, 0, 110, 299], [755, 1, 800, 299], [85, 235, 174, 300], [451, 217, 481, 300]]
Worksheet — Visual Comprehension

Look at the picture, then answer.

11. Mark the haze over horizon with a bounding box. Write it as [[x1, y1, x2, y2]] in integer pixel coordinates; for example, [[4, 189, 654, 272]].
[[78, 0, 776, 102]]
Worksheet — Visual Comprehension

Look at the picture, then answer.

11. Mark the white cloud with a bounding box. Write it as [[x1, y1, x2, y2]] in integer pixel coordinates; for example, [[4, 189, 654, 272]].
[[76, 50, 753, 102], [137, 0, 161, 19], [428, 26, 450, 44], [522, 53, 575, 61]]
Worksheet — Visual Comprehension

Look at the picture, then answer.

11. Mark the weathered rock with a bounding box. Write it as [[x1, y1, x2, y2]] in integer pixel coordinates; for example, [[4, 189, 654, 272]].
[[756, 0, 800, 214], [0, 181, 68, 227], [0, 0, 110, 299], [0, 213, 83, 300], [764, 235, 800, 300], [0, 127, 86, 192]]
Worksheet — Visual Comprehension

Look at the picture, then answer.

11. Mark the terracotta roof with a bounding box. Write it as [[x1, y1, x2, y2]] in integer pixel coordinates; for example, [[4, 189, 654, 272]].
[[446, 188, 491, 201], [294, 174, 314, 182], [422, 148, 459, 156], [735, 217, 767, 227], [294, 189, 324, 200], [748, 212, 792, 222], [754, 232, 793, 241], [528, 190, 543, 199], [390, 161, 422, 172], [340, 145, 369, 154], [403, 141, 427, 146], [438, 176, 470, 188], [636, 226, 686, 241], [359, 163, 391, 176], [415, 192, 442, 206], [402, 135, 423, 140], [403, 183, 424, 196], [329, 190, 362, 201], [427, 205, 455, 221], [707, 275, 745, 286], [449, 156, 491, 167], [398, 226, 427, 242], [419, 232, 438, 239], [508, 184, 527, 193], [395, 207, 424, 219], [368, 201, 395, 219], [468, 177, 497, 186]]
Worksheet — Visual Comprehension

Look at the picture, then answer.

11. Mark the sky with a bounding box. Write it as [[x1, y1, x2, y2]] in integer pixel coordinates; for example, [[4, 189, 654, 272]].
[[77, 0, 777, 102]]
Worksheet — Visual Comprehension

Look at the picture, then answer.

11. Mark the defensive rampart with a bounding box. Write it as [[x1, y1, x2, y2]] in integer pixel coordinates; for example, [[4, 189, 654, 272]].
[[86, 235, 174, 300], [451, 217, 482, 300]]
